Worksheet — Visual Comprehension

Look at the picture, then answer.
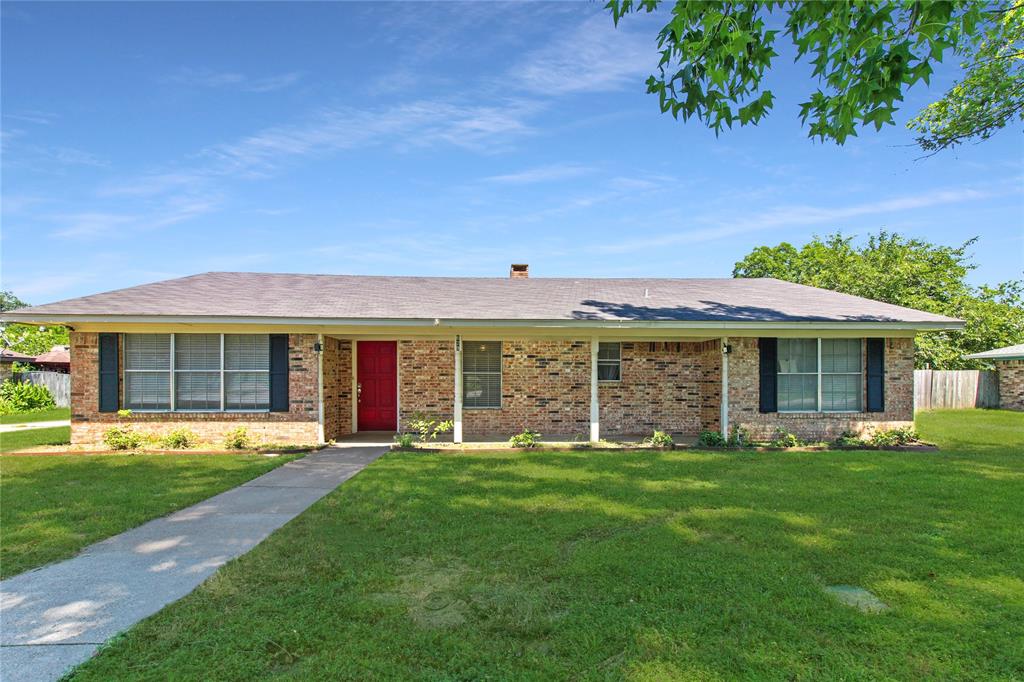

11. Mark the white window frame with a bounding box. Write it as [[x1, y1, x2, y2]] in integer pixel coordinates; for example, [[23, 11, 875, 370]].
[[123, 333, 270, 413], [778, 338, 863, 414], [597, 342, 622, 382], [462, 341, 502, 410]]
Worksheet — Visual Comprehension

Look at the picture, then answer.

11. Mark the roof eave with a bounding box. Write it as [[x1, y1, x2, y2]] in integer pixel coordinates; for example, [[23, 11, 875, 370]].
[[0, 312, 964, 332]]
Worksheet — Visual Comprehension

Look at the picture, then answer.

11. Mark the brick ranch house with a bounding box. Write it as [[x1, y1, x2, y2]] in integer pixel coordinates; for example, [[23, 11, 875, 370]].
[[3, 267, 962, 445]]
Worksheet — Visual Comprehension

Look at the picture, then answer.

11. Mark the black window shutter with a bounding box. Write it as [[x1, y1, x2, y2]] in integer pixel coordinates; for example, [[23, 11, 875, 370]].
[[98, 333, 119, 413], [758, 337, 778, 413], [866, 338, 885, 413], [269, 334, 289, 412]]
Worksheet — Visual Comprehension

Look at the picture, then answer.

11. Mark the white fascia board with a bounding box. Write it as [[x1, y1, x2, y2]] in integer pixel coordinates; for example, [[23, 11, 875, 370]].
[[0, 313, 963, 332]]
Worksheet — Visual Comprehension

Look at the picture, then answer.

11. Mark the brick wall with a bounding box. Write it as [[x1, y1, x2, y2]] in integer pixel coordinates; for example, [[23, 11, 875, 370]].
[[69, 332, 320, 445], [322, 337, 353, 441], [727, 336, 915, 441], [398, 339, 455, 428], [697, 340, 723, 433], [599, 341, 704, 436], [997, 359, 1024, 411], [463, 339, 590, 439]]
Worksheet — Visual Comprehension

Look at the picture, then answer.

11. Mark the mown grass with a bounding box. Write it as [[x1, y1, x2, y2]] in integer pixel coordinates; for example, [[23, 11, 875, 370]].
[[70, 410, 1024, 680], [0, 406, 71, 424], [0, 425, 71, 453], [0, 452, 302, 578]]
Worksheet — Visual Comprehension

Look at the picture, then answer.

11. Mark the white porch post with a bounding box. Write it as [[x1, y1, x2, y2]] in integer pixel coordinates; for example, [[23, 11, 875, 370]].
[[720, 337, 730, 436], [454, 335, 463, 443], [590, 337, 600, 442], [316, 333, 326, 444], [350, 340, 358, 434]]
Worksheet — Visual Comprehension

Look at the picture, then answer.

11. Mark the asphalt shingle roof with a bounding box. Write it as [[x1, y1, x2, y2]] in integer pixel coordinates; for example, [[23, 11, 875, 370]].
[[4, 272, 960, 325], [965, 343, 1024, 360]]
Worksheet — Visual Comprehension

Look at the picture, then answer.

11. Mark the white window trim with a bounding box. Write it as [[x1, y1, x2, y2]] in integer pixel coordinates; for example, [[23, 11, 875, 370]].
[[463, 341, 502, 410], [597, 341, 622, 383], [124, 333, 271, 413], [778, 338, 864, 414]]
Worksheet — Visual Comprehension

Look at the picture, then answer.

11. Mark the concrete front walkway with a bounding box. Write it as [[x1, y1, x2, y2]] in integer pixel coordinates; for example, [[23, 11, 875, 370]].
[[0, 444, 387, 682], [0, 420, 70, 433]]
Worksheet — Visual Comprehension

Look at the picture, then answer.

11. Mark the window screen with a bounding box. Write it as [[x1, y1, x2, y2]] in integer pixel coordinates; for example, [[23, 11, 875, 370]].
[[224, 335, 270, 409], [463, 341, 501, 408], [821, 339, 862, 411], [598, 342, 621, 381], [175, 334, 221, 410], [124, 334, 171, 410], [777, 339, 818, 411], [777, 338, 864, 412]]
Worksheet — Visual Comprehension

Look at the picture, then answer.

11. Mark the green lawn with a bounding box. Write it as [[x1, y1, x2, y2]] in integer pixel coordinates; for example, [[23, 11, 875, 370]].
[[0, 406, 71, 424], [67, 409, 1024, 681], [0, 425, 71, 453], [0, 452, 302, 578]]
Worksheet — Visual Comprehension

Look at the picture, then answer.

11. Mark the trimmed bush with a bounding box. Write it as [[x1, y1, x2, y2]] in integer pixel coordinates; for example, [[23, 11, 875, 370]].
[[0, 380, 56, 414], [393, 432, 415, 448], [697, 430, 727, 447], [223, 427, 256, 450], [644, 430, 674, 447], [160, 428, 198, 449], [508, 429, 541, 448], [104, 426, 144, 451], [769, 429, 802, 448], [870, 426, 920, 447]]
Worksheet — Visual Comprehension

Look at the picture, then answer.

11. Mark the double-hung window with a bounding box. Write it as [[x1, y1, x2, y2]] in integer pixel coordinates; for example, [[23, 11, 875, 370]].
[[777, 338, 862, 412], [597, 342, 621, 381], [463, 341, 501, 409], [124, 333, 270, 411]]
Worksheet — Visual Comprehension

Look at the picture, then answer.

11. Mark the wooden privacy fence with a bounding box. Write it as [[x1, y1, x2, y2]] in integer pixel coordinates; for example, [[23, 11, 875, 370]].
[[15, 371, 71, 407], [914, 370, 999, 410]]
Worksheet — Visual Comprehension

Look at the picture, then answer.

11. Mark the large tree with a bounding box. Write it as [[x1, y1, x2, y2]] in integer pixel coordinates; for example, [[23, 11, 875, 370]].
[[0, 291, 68, 357], [608, 1, 1023, 152], [732, 232, 1024, 368]]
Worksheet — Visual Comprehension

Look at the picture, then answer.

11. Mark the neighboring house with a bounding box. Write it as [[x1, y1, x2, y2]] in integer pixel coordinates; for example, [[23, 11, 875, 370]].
[[965, 344, 1024, 411], [0, 349, 34, 383], [1, 267, 962, 445], [32, 344, 71, 373]]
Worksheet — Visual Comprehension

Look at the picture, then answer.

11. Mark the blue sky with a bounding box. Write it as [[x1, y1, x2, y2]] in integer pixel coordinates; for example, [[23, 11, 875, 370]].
[[2, 1, 1022, 304]]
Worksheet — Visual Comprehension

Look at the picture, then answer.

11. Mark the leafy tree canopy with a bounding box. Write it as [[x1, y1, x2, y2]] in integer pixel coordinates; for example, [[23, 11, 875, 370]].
[[608, 1, 1023, 151], [732, 232, 1024, 368], [0, 291, 69, 357]]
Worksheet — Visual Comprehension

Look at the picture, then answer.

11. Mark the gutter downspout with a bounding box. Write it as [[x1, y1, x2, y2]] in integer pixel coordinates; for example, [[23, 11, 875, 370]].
[[720, 337, 729, 437]]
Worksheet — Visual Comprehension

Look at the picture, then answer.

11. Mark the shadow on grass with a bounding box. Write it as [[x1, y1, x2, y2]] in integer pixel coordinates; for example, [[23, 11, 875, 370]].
[[71, 434, 1024, 681]]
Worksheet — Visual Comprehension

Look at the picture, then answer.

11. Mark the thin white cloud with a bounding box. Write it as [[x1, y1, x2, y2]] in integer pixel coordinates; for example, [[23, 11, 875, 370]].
[[591, 186, 1015, 254], [165, 68, 303, 93], [513, 12, 656, 95], [482, 163, 594, 185]]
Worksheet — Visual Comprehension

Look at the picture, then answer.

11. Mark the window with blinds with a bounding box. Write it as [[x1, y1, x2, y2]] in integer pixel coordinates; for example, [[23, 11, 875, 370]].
[[777, 338, 863, 412], [463, 341, 501, 409], [123, 333, 270, 411], [597, 342, 621, 381]]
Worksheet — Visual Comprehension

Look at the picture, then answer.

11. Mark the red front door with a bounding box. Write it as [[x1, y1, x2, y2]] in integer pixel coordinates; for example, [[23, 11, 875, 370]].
[[357, 341, 397, 431]]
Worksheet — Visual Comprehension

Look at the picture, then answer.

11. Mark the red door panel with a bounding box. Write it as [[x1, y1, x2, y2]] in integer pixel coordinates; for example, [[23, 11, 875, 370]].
[[357, 341, 397, 431]]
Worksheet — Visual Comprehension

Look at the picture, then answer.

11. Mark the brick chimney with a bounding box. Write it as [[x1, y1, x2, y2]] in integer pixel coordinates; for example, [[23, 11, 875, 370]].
[[510, 263, 529, 279]]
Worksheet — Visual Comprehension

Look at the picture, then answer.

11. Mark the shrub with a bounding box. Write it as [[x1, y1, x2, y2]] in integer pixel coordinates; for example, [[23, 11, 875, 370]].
[[223, 427, 255, 450], [393, 432, 415, 448], [769, 429, 802, 448], [0, 380, 55, 413], [870, 426, 920, 447], [117, 408, 133, 419], [833, 430, 864, 447], [405, 412, 454, 442], [727, 425, 750, 448], [644, 430, 674, 447], [160, 428, 198, 449], [508, 429, 541, 448], [697, 430, 727, 447], [104, 426, 144, 451]]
